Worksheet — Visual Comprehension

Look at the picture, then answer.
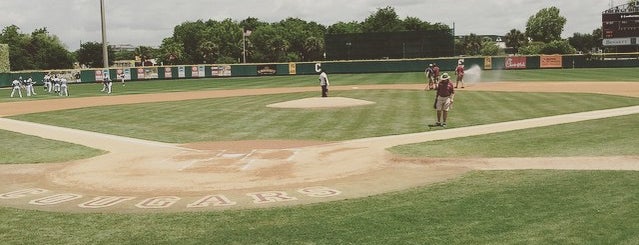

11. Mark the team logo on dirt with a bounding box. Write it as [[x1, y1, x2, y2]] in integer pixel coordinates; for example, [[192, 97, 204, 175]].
[[0, 186, 342, 211]]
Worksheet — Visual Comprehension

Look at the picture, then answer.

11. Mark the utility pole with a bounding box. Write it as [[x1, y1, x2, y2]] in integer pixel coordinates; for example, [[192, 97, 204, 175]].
[[100, 0, 109, 69]]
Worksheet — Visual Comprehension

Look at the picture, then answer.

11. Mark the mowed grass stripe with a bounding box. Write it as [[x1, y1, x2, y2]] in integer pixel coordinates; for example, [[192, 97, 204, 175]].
[[3, 67, 639, 104], [0, 130, 105, 164], [10, 90, 639, 143], [391, 113, 639, 157]]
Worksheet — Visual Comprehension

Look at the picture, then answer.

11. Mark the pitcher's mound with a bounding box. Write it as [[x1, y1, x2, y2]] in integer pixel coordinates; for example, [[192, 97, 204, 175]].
[[267, 97, 375, 109]]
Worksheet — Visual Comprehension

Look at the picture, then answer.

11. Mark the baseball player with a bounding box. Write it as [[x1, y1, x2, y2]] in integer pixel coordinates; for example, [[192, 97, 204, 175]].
[[44, 73, 52, 93], [10, 78, 22, 98], [433, 73, 455, 127], [25, 77, 36, 96], [432, 63, 440, 88], [101, 74, 113, 94], [455, 60, 465, 88], [119, 72, 126, 86], [424, 64, 435, 90], [59, 78, 69, 96], [52, 75, 61, 94], [319, 69, 329, 97]]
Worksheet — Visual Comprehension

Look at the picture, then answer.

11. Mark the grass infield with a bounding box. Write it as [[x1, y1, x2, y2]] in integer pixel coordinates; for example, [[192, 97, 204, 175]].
[[1, 68, 639, 243]]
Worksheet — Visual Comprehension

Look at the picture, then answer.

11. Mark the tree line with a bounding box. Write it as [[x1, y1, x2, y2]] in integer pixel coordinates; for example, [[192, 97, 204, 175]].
[[0, 6, 612, 71]]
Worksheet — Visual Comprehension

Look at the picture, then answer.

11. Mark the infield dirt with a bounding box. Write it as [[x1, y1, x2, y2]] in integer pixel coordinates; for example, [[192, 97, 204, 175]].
[[0, 82, 638, 213]]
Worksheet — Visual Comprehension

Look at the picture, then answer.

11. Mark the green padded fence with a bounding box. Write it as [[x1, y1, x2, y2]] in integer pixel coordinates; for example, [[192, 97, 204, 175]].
[[1, 54, 638, 87]]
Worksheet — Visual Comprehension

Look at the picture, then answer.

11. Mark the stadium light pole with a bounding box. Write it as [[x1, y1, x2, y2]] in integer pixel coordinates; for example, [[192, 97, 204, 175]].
[[242, 31, 246, 63], [100, 0, 109, 69]]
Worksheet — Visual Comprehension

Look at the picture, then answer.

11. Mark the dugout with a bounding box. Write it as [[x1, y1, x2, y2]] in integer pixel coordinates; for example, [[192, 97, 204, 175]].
[[325, 30, 454, 60]]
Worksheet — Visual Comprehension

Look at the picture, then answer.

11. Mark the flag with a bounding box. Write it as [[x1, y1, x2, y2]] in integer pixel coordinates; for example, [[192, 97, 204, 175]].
[[243, 29, 252, 37]]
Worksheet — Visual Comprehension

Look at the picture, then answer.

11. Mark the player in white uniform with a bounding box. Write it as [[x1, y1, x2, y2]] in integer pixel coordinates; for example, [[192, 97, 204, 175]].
[[49, 75, 55, 93], [100, 74, 112, 94], [119, 73, 126, 86], [60, 78, 69, 96], [43, 74, 51, 92], [25, 77, 36, 96], [52, 75, 61, 94], [10, 79, 22, 98]]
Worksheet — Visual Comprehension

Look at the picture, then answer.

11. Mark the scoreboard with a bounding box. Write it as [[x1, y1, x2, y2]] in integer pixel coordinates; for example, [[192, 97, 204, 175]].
[[601, 1, 639, 46], [602, 12, 639, 38]]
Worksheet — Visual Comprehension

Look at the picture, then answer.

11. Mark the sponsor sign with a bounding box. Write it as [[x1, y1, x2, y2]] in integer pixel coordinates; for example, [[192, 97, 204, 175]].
[[211, 65, 232, 77], [288, 63, 297, 75], [484, 57, 493, 70], [540, 55, 562, 68], [93, 69, 111, 81], [257, 65, 277, 75], [505, 56, 527, 69], [178, 66, 185, 78], [164, 67, 173, 79], [191, 66, 206, 77], [143, 67, 158, 79], [117, 68, 131, 80], [136, 68, 145, 79], [603, 37, 638, 46]]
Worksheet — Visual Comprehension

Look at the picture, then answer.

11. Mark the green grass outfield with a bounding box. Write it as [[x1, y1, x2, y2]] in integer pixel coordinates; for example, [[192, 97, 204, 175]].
[[1, 67, 638, 103], [1, 68, 639, 244]]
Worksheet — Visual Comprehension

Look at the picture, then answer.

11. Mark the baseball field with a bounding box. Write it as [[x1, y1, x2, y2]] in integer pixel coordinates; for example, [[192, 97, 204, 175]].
[[1, 67, 639, 244]]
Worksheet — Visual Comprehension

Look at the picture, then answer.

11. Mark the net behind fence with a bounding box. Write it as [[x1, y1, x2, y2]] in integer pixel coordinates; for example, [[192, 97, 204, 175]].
[[325, 30, 454, 60]]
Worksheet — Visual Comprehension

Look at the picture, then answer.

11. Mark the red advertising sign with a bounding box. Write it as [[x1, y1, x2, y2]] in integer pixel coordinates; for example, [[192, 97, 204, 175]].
[[505, 56, 527, 69]]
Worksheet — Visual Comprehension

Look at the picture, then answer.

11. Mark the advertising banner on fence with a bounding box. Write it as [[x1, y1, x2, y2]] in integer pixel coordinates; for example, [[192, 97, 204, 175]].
[[540, 55, 562, 68], [288, 63, 297, 75], [137, 68, 145, 79], [257, 64, 277, 75], [199, 65, 205, 77], [191, 66, 205, 77], [191, 66, 199, 77], [178, 66, 185, 78], [211, 65, 231, 76], [484, 57, 493, 70], [143, 67, 158, 79], [95, 70, 103, 81], [116, 68, 131, 81], [505, 56, 527, 69], [164, 67, 172, 79], [95, 69, 110, 81]]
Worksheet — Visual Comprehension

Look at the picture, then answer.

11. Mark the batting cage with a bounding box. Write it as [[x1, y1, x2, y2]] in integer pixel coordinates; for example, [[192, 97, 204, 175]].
[[325, 30, 454, 60]]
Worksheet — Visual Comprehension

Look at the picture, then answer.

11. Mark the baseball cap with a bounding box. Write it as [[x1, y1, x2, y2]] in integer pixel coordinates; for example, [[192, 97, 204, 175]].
[[441, 73, 450, 80]]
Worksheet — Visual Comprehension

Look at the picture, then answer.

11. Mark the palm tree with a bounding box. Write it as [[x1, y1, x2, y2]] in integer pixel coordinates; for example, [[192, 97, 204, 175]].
[[504, 29, 527, 54]]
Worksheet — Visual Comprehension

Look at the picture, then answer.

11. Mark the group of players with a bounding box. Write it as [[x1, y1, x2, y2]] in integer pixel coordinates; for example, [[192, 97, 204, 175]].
[[8, 72, 128, 98], [424, 60, 465, 91], [10, 74, 70, 98]]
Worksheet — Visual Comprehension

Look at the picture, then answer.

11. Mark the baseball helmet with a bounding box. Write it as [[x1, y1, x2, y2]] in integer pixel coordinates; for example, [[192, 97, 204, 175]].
[[441, 73, 450, 80]]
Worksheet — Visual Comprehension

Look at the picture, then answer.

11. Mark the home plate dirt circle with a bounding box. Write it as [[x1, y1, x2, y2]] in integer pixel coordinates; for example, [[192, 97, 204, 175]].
[[0, 82, 638, 213]]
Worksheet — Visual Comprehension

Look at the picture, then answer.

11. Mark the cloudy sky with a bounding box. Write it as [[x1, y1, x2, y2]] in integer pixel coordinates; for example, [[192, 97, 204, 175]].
[[0, 0, 619, 51]]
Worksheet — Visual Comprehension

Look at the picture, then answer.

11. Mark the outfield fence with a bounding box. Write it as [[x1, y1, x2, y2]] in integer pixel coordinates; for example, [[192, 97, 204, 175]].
[[1, 53, 637, 87]]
